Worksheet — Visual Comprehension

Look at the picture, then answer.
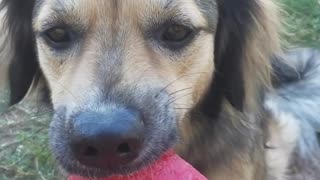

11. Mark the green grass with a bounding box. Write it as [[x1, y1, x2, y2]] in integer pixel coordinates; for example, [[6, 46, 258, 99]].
[[280, 0, 320, 48], [0, 130, 56, 180], [0, 108, 57, 180], [0, 1, 319, 180]]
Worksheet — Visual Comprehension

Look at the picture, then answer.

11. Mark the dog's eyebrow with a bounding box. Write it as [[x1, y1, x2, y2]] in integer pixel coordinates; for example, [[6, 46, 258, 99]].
[[155, 0, 210, 30], [38, 11, 68, 31], [38, 14, 86, 34], [35, 1, 87, 32]]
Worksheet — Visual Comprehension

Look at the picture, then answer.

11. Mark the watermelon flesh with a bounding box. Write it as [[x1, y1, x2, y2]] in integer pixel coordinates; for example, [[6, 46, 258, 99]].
[[68, 150, 207, 180]]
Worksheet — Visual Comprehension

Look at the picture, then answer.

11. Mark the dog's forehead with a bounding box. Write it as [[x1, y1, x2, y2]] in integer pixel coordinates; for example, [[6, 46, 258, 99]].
[[34, 0, 217, 31]]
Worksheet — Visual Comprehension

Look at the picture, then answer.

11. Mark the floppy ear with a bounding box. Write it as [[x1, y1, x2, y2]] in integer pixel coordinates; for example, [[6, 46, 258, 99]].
[[200, 0, 279, 118], [1, 0, 38, 105]]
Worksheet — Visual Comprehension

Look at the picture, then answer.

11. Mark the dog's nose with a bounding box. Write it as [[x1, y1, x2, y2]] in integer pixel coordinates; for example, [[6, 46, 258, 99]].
[[70, 109, 144, 168]]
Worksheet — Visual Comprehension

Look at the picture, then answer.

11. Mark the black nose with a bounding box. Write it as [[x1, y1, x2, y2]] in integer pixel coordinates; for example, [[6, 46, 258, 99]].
[[70, 109, 144, 168]]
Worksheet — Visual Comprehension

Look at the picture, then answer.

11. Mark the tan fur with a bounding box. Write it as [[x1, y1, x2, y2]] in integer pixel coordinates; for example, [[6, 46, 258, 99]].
[[206, 160, 255, 180], [176, 1, 283, 179], [31, 0, 288, 179], [242, 0, 280, 111], [175, 100, 268, 180], [34, 0, 213, 118], [266, 111, 300, 180]]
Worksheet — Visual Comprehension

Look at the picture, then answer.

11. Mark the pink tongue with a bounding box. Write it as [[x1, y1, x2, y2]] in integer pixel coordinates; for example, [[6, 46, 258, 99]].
[[68, 150, 207, 180]]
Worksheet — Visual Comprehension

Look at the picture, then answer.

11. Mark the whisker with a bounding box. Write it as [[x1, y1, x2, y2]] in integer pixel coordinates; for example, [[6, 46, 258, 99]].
[[168, 87, 193, 97], [166, 92, 193, 106], [156, 72, 207, 97], [53, 81, 79, 103], [167, 91, 192, 102]]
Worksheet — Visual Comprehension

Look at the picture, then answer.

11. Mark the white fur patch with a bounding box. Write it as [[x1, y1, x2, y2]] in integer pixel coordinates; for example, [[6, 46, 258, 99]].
[[266, 112, 300, 180]]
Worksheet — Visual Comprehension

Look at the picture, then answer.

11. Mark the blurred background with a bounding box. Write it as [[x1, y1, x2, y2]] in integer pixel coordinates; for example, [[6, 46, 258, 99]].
[[281, 0, 320, 48], [0, 0, 319, 179]]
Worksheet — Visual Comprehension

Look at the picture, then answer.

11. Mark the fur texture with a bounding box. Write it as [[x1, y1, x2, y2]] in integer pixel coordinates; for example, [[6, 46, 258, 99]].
[[0, 0, 319, 179], [266, 48, 320, 179]]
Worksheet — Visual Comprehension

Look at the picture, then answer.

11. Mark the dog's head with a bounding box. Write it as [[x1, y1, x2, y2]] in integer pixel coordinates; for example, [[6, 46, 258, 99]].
[[1, 0, 279, 177]]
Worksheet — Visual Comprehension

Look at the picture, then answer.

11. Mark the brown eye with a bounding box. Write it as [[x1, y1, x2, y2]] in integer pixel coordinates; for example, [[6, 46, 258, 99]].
[[162, 25, 193, 42], [45, 28, 70, 43], [42, 27, 75, 50]]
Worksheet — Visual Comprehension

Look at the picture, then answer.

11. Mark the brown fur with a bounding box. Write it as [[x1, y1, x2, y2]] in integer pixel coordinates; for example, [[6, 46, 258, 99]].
[[175, 1, 281, 179], [1, 0, 302, 179], [34, 0, 212, 112]]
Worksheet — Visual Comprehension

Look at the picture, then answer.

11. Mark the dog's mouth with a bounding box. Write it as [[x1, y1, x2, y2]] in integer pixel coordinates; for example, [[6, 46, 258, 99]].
[[48, 102, 178, 178], [56, 147, 168, 178]]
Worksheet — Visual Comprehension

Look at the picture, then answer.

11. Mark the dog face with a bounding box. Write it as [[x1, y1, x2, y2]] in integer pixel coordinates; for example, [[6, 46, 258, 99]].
[[32, 0, 217, 177]]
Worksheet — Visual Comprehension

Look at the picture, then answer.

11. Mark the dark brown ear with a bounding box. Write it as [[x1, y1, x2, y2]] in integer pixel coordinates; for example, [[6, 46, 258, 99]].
[[1, 0, 38, 105], [200, 0, 278, 118]]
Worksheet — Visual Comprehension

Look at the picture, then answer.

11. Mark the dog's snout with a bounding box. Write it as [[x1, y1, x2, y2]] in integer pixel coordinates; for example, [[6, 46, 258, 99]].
[[70, 109, 144, 168]]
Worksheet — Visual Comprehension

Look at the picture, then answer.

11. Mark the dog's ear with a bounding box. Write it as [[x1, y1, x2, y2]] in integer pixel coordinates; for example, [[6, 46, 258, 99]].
[[200, 0, 279, 118], [1, 0, 38, 105]]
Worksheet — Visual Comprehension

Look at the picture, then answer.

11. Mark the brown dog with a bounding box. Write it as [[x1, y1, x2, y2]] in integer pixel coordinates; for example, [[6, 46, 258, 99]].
[[1, 0, 320, 179]]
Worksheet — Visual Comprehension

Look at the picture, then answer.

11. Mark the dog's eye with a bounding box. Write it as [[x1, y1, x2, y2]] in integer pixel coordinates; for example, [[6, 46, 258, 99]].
[[43, 27, 72, 49], [162, 25, 192, 42], [159, 24, 196, 50]]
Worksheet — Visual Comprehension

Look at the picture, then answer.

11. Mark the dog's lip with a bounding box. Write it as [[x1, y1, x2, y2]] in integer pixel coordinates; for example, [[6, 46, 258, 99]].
[[63, 160, 136, 177], [62, 141, 174, 178], [62, 146, 153, 176], [65, 159, 150, 178]]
